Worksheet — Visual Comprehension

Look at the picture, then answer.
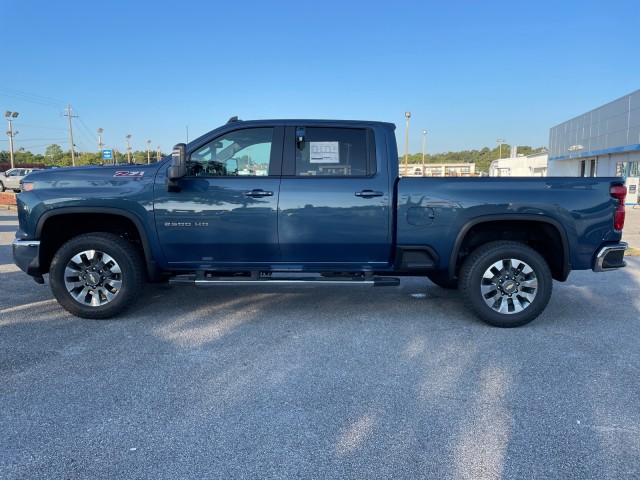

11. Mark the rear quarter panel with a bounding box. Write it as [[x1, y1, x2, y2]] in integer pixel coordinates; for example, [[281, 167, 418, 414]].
[[396, 177, 622, 270]]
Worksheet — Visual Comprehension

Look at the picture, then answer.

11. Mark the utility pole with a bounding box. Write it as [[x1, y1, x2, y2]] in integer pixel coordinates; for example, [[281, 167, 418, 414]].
[[156, 145, 161, 162], [147, 139, 152, 164], [97, 128, 104, 152], [64, 105, 78, 166]]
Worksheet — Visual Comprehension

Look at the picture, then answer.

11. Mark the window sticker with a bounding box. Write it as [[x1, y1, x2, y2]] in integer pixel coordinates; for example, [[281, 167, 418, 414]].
[[310, 141, 340, 164]]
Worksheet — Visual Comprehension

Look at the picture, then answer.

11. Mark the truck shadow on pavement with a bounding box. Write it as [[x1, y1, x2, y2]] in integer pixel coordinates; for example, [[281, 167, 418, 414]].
[[1, 260, 639, 478]]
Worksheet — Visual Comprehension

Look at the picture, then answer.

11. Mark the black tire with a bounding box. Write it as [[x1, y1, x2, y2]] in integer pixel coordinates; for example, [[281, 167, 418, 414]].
[[427, 270, 458, 289], [49, 233, 144, 319], [0, 181, 5, 192], [459, 241, 552, 328]]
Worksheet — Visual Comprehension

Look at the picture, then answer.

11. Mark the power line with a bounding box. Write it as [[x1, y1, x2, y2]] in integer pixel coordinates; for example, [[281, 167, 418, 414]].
[[17, 123, 67, 131], [12, 144, 63, 150], [0, 86, 67, 108], [4, 137, 68, 141], [73, 109, 99, 143], [73, 123, 96, 150]]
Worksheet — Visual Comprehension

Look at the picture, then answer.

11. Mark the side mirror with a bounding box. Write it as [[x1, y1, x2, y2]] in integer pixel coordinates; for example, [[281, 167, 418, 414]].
[[168, 143, 186, 180]]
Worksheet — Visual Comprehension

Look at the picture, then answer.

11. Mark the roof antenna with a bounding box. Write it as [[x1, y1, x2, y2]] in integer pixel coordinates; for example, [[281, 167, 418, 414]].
[[227, 116, 239, 124]]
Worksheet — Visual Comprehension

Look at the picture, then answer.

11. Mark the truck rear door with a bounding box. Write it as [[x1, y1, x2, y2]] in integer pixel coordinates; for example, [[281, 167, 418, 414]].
[[278, 124, 392, 267]]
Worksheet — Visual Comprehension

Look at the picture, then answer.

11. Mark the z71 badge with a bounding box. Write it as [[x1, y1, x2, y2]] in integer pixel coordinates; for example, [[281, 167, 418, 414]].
[[114, 171, 145, 177]]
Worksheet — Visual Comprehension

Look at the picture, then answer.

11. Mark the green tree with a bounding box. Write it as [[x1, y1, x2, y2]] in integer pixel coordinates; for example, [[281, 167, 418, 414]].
[[45, 144, 64, 163], [76, 152, 102, 166]]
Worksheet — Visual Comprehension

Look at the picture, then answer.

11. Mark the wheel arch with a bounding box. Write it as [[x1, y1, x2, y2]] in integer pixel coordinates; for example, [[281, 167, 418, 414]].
[[448, 215, 571, 282], [36, 207, 158, 279]]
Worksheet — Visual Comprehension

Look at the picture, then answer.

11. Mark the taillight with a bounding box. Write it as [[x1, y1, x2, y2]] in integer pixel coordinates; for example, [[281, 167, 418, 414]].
[[610, 184, 626, 231]]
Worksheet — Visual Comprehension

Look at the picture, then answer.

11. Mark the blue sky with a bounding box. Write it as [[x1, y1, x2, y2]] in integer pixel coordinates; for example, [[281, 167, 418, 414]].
[[1, 0, 639, 156]]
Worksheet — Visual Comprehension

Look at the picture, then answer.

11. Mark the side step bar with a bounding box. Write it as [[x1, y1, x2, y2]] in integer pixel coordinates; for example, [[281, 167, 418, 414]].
[[169, 272, 400, 287]]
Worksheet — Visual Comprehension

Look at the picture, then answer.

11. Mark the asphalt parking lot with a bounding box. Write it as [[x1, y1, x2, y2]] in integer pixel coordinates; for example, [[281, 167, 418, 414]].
[[1, 207, 639, 479]]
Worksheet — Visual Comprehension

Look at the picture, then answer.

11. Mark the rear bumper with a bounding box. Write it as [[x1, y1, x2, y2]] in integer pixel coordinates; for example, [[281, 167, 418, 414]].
[[12, 239, 43, 279], [593, 242, 627, 272]]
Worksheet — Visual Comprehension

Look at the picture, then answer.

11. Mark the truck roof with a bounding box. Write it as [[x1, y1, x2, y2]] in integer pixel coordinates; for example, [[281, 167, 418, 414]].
[[224, 118, 396, 129]]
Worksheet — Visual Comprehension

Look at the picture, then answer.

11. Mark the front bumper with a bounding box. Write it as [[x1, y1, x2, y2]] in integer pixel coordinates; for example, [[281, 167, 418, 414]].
[[12, 239, 44, 282], [593, 242, 627, 272]]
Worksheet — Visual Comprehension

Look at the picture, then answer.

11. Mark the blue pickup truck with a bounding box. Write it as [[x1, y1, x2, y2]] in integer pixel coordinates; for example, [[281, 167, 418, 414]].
[[12, 118, 628, 327]]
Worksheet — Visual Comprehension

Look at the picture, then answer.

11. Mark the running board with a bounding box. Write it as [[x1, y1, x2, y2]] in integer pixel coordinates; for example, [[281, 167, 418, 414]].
[[169, 273, 400, 287]]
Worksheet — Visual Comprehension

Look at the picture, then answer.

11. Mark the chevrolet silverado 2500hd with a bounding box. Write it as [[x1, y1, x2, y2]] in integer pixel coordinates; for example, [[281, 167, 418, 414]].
[[12, 118, 628, 327]]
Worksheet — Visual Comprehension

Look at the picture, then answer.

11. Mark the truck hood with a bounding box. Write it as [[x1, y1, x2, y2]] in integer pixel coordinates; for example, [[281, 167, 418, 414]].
[[23, 162, 166, 190], [19, 162, 169, 208]]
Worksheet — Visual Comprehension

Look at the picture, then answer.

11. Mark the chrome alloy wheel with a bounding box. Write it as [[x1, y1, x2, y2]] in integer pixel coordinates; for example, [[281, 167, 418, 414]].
[[63, 249, 123, 307], [480, 258, 538, 314]]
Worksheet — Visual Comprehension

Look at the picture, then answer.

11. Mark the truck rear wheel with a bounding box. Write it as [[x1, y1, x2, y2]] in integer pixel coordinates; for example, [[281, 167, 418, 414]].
[[49, 233, 144, 319], [459, 241, 552, 328]]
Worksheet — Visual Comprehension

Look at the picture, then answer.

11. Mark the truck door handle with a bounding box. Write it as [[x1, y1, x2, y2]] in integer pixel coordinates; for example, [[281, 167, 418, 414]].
[[355, 190, 384, 198], [244, 189, 274, 198]]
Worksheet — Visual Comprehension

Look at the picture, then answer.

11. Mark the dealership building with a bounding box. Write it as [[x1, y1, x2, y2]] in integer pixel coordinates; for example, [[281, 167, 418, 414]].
[[548, 89, 640, 204]]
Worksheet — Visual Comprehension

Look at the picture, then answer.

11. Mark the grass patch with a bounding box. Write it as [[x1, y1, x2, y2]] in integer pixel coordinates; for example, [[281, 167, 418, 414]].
[[625, 247, 640, 256]]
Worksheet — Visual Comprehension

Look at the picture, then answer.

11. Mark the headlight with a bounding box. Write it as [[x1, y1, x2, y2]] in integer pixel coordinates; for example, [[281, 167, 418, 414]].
[[22, 182, 35, 192]]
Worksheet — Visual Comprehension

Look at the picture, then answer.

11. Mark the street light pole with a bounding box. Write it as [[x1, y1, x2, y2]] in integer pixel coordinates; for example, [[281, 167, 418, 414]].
[[147, 140, 152, 164], [97, 128, 104, 152], [156, 145, 161, 162], [4, 111, 19, 169], [126, 134, 132, 164], [404, 111, 411, 177], [422, 129, 427, 177], [497, 139, 506, 159]]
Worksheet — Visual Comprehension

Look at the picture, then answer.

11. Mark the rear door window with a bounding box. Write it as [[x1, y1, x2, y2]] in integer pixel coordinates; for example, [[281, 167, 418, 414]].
[[294, 127, 374, 177]]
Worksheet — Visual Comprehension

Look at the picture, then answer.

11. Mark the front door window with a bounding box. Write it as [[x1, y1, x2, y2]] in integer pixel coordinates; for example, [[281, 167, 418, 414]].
[[188, 128, 274, 177]]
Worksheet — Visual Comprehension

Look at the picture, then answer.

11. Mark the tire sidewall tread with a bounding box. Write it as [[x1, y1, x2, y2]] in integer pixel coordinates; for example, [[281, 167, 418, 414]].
[[49, 232, 144, 319], [460, 240, 552, 328]]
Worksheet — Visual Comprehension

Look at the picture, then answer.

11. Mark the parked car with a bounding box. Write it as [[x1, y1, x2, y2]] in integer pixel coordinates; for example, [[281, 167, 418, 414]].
[[0, 168, 43, 192]]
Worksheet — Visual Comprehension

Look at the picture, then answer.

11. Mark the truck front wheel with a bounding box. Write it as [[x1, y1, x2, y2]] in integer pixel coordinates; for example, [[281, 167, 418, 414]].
[[49, 233, 144, 319], [459, 241, 552, 328]]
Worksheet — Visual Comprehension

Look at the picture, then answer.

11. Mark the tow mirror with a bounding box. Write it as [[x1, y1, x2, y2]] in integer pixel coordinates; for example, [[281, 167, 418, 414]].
[[168, 143, 186, 180]]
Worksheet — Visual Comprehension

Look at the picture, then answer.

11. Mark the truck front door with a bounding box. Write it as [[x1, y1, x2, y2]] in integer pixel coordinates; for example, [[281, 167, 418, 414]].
[[154, 126, 283, 267], [278, 125, 392, 268]]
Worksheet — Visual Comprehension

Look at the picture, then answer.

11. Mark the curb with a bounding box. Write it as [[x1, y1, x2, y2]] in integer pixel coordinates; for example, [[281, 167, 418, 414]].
[[0, 191, 17, 208]]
